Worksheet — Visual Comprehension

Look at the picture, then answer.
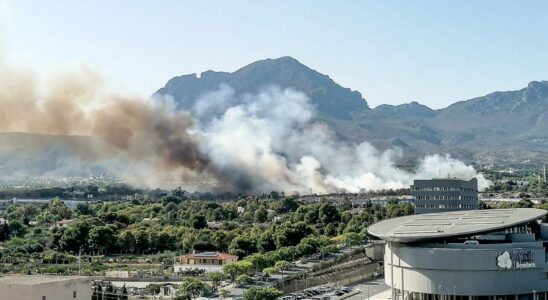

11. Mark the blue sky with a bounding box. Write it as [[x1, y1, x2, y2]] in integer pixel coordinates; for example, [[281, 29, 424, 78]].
[[3, 0, 548, 109]]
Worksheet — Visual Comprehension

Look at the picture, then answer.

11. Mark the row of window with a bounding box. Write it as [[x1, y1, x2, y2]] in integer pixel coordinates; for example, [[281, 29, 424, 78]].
[[416, 204, 478, 209], [415, 195, 478, 201], [412, 187, 477, 192]]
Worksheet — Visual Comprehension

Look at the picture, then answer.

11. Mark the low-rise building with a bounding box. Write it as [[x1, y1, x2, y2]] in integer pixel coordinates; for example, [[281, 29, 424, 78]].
[[174, 251, 238, 273], [56, 219, 74, 227], [369, 208, 548, 299], [412, 178, 478, 214], [0, 276, 92, 300]]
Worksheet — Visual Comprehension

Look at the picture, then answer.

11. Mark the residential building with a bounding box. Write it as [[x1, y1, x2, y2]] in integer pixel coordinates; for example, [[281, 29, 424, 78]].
[[56, 219, 74, 227], [174, 251, 238, 273], [412, 178, 478, 214]]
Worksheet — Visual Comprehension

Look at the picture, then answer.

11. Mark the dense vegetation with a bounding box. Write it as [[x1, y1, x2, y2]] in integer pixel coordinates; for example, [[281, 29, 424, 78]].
[[0, 191, 414, 275]]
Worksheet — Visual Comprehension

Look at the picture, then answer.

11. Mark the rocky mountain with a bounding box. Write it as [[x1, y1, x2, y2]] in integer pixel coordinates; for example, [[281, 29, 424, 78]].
[[155, 56, 368, 119], [1, 57, 547, 179], [374, 101, 437, 119], [157, 57, 548, 164]]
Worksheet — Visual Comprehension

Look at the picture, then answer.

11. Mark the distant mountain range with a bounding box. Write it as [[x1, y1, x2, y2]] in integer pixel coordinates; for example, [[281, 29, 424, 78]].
[[156, 56, 548, 165], [1, 57, 547, 179]]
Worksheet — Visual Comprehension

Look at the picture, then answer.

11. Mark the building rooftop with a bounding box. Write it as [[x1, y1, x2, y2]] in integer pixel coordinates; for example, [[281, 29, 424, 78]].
[[181, 251, 238, 260], [368, 208, 546, 243], [0, 276, 90, 285]]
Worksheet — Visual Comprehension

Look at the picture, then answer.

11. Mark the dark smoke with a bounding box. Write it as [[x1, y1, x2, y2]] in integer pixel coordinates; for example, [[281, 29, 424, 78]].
[[0, 66, 209, 179]]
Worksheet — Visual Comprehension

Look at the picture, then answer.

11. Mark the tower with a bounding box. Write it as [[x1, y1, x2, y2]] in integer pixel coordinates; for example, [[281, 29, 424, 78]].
[[544, 164, 547, 183]]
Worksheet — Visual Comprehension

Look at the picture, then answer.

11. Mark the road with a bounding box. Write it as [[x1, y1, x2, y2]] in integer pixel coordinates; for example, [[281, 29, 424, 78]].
[[346, 278, 390, 300]]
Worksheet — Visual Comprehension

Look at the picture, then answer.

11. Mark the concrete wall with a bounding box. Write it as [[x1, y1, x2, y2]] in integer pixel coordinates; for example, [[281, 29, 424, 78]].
[[0, 278, 91, 300], [384, 242, 548, 296], [365, 243, 385, 261]]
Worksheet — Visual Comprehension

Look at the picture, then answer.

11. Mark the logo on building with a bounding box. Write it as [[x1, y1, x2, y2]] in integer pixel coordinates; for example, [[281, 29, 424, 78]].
[[497, 250, 536, 270]]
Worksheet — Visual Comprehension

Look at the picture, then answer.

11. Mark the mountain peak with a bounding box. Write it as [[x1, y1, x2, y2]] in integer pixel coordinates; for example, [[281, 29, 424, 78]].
[[155, 57, 369, 118], [374, 101, 436, 118], [527, 80, 548, 88]]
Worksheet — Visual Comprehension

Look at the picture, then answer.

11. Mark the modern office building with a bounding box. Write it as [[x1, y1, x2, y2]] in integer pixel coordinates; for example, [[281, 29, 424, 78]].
[[0, 276, 92, 300], [368, 208, 548, 300], [412, 178, 478, 214]]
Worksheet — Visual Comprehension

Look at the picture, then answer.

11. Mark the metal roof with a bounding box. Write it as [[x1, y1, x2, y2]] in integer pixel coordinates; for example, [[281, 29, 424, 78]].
[[368, 208, 547, 243]]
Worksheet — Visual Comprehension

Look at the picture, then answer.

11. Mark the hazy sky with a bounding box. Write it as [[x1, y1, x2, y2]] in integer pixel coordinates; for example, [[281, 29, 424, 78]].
[[3, 0, 548, 109]]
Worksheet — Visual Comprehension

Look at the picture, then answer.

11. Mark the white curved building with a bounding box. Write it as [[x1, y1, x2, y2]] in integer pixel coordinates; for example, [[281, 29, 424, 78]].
[[368, 208, 548, 300]]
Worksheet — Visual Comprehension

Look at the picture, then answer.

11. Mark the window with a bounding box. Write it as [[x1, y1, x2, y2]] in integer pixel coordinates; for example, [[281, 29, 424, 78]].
[[42, 297, 46, 300], [73, 291, 77, 298]]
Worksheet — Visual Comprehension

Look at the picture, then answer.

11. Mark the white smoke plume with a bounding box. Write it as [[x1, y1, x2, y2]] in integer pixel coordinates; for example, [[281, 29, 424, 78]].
[[0, 8, 489, 193], [190, 85, 490, 193]]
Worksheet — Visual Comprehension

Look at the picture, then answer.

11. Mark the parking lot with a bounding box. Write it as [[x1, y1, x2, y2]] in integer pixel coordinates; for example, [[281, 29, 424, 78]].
[[277, 277, 389, 300], [345, 278, 390, 300], [279, 285, 357, 300]]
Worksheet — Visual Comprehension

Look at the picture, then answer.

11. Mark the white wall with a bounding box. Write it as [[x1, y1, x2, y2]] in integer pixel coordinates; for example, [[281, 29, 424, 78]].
[[0, 278, 92, 300]]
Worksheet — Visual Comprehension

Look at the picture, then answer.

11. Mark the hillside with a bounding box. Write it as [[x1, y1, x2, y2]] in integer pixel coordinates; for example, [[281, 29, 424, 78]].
[[157, 57, 548, 164], [155, 56, 369, 119], [1, 57, 547, 178]]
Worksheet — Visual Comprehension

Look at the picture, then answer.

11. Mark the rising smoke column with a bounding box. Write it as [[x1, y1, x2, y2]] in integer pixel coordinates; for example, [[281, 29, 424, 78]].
[[0, 62, 489, 193], [0, 65, 209, 182], [0, 59, 489, 193], [192, 85, 490, 193]]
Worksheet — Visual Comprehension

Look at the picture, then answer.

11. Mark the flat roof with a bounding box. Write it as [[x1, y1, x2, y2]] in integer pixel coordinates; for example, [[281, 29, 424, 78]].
[[0, 276, 90, 285], [368, 208, 547, 243]]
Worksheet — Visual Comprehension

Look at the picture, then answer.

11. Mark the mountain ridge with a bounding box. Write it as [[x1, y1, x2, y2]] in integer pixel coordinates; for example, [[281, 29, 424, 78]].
[[156, 56, 548, 163], [1, 57, 547, 179]]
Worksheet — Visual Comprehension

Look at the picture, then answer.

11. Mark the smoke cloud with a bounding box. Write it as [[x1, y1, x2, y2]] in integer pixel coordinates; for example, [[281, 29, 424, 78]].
[[192, 86, 490, 193], [0, 14, 489, 194], [0, 66, 208, 181], [0, 64, 489, 192]]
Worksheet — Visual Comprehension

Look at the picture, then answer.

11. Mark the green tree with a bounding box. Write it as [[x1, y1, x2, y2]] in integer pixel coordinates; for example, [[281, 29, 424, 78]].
[[243, 287, 283, 300], [223, 261, 254, 281], [253, 207, 268, 223], [177, 278, 206, 300], [275, 197, 299, 214], [208, 272, 224, 292], [319, 203, 340, 224], [162, 195, 182, 205], [219, 288, 230, 300], [44, 197, 72, 222], [0, 222, 10, 241], [89, 225, 117, 255], [229, 235, 258, 258], [274, 260, 290, 278], [235, 274, 253, 286], [145, 284, 161, 295], [8, 220, 26, 237], [304, 210, 318, 225], [262, 267, 278, 275], [191, 214, 207, 229]]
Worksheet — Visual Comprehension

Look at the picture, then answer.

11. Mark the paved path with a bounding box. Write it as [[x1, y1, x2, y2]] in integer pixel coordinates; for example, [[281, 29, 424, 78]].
[[346, 278, 390, 300]]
